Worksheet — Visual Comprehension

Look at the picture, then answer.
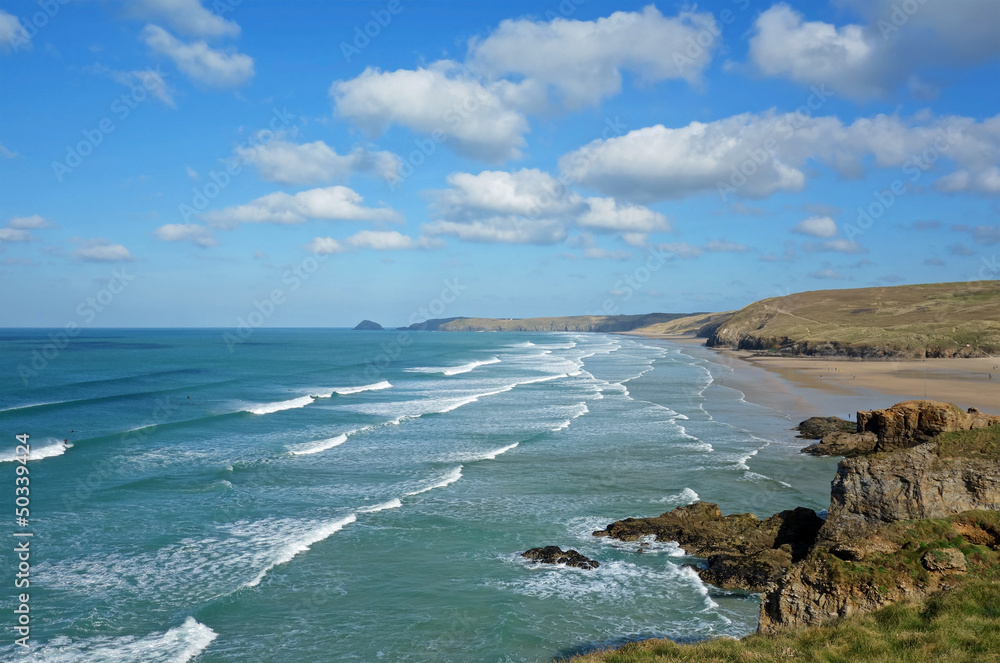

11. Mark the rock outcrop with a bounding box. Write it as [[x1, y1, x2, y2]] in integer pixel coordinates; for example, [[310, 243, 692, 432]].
[[593, 503, 823, 591], [353, 320, 384, 330], [857, 400, 1000, 452], [521, 546, 599, 570], [795, 416, 855, 439], [598, 399, 1000, 637], [801, 400, 999, 457], [818, 442, 1000, 542]]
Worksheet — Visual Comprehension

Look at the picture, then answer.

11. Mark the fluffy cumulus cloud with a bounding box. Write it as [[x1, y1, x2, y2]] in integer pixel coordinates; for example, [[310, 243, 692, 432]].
[[307, 230, 440, 255], [467, 6, 718, 109], [74, 239, 134, 262], [142, 24, 253, 88], [560, 111, 1000, 202], [124, 0, 240, 38], [154, 223, 217, 247], [578, 197, 671, 234], [202, 186, 401, 229], [235, 138, 400, 185], [332, 6, 720, 162], [748, 2, 1000, 100], [424, 168, 668, 245], [332, 63, 529, 162], [793, 216, 838, 238]]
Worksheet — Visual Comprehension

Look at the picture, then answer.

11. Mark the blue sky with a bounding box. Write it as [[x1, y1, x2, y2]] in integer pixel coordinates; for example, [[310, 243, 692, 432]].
[[1, 0, 998, 327]]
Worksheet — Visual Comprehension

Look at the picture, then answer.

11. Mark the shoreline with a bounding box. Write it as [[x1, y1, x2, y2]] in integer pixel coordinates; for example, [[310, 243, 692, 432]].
[[622, 332, 1000, 417]]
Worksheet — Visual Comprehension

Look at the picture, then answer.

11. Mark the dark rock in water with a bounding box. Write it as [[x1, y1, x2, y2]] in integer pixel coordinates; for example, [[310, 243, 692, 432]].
[[796, 416, 855, 439], [353, 320, 384, 330], [522, 546, 599, 570], [593, 502, 823, 591]]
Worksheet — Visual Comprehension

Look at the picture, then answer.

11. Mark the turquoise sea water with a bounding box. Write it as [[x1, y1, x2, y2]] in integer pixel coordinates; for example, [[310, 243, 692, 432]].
[[0, 329, 841, 662]]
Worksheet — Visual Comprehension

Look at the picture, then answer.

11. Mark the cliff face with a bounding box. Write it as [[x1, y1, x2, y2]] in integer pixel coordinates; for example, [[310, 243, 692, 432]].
[[819, 444, 1000, 543]]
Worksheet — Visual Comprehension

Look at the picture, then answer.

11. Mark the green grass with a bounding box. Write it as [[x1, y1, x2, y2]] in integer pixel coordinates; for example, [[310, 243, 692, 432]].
[[934, 425, 1000, 459], [706, 281, 1000, 357], [564, 579, 1000, 663], [565, 512, 1000, 663]]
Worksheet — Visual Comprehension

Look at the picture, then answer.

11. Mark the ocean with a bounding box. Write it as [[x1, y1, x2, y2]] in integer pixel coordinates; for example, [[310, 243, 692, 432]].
[[0, 329, 841, 662]]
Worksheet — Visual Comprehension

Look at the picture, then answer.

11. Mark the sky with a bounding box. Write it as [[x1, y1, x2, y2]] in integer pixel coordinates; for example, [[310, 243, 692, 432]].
[[1, 0, 999, 328]]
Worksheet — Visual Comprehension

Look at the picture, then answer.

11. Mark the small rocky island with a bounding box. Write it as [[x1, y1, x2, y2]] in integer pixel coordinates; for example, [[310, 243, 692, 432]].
[[522, 546, 600, 570], [352, 320, 384, 330], [593, 399, 1000, 634]]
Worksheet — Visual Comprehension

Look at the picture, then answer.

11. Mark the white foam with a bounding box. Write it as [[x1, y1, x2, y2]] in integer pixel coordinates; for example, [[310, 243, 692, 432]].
[[288, 433, 349, 456], [243, 395, 315, 415], [0, 438, 71, 463], [442, 442, 519, 463], [358, 498, 403, 513], [404, 466, 463, 496], [550, 420, 571, 432], [246, 514, 357, 588], [655, 487, 700, 505], [23, 617, 216, 663], [330, 381, 392, 396], [408, 357, 501, 376]]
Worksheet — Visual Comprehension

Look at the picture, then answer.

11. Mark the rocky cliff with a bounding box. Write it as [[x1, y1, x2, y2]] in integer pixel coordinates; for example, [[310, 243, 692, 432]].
[[595, 399, 1000, 636]]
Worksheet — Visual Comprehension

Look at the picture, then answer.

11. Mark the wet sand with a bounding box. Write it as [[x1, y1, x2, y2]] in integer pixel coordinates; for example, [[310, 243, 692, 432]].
[[624, 332, 1000, 416]]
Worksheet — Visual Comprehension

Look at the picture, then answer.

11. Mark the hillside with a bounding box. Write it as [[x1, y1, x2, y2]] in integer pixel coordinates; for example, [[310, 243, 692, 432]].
[[402, 313, 711, 333], [706, 281, 1000, 358]]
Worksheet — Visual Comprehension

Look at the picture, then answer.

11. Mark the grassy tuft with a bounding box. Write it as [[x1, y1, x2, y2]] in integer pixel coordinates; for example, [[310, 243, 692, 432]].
[[563, 580, 1000, 663]]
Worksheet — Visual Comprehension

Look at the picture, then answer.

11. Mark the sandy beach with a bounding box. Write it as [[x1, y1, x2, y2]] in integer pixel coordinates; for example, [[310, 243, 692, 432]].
[[626, 332, 1000, 417]]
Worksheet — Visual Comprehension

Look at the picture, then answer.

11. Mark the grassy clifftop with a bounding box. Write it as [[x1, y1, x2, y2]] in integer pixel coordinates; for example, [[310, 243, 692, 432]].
[[706, 281, 1000, 358]]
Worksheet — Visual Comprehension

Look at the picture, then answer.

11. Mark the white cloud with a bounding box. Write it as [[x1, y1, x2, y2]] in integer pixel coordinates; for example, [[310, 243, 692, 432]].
[[307, 230, 439, 255], [0, 228, 34, 242], [8, 215, 51, 229], [125, 0, 240, 38], [936, 166, 1000, 195], [154, 223, 217, 247], [74, 239, 134, 262], [467, 6, 718, 109], [748, 2, 1000, 100], [561, 111, 1000, 202], [426, 168, 667, 244], [0, 10, 28, 53], [424, 218, 567, 245], [705, 240, 748, 253], [142, 24, 253, 88], [0, 142, 16, 158], [578, 197, 671, 233], [332, 63, 529, 162], [793, 216, 839, 238], [236, 138, 401, 185], [202, 186, 401, 229], [434, 169, 580, 219]]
